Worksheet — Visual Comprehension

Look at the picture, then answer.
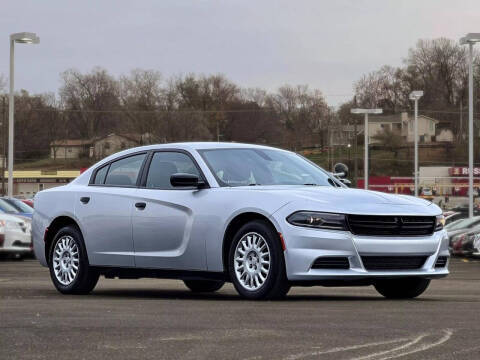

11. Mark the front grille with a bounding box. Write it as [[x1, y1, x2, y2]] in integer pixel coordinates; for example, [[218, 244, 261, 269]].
[[435, 256, 448, 268], [312, 257, 350, 269], [347, 215, 435, 236], [361, 256, 427, 270]]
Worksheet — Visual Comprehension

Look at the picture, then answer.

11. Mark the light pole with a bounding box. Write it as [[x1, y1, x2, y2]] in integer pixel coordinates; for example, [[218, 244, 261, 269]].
[[351, 108, 383, 190], [409, 91, 424, 197], [8, 32, 40, 197], [460, 33, 480, 218]]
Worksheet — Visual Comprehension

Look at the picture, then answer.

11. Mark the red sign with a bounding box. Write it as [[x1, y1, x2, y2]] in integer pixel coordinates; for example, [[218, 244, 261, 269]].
[[449, 167, 480, 176]]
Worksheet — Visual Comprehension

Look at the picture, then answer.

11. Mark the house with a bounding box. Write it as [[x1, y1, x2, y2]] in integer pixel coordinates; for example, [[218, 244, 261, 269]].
[[50, 133, 155, 160], [50, 139, 91, 159], [92, 133, 141, 159], [332, 112, 445, 146]]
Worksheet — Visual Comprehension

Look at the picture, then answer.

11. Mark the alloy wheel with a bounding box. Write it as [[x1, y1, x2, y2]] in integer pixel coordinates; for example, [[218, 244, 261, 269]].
[[234, 232, 271, 291], [53, 235, 80, 286]]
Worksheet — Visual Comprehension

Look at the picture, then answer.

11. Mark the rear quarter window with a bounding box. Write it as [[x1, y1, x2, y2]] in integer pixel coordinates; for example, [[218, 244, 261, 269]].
[[93, 165, 109, 184]]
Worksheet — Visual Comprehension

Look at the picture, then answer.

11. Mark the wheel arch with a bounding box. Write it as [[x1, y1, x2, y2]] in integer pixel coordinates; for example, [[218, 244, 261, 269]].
[[44, 216, 83, 265], [222, 211, 281, 275]]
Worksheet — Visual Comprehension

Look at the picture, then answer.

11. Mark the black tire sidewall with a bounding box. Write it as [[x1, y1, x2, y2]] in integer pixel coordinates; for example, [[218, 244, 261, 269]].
[[48, 225, 93, 294], [183, 280, 225, 293], [228, 220, 287, 300], [374, 278, 431, 299]]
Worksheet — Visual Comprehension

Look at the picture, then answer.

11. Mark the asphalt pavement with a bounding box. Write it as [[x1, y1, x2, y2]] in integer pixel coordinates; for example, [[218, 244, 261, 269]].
[[0, 258, 479, 360]]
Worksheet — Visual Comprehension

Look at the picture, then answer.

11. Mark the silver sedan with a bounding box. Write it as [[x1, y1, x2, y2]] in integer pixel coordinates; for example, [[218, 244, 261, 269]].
[[32, 143, 449, 300]]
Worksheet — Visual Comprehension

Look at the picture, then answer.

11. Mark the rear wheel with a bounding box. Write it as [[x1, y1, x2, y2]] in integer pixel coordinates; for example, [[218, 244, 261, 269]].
[[183, 280, 225, 293], [374, 278, 430, 299], [48, 225, 99, 294], [229, 220, 290, 300]]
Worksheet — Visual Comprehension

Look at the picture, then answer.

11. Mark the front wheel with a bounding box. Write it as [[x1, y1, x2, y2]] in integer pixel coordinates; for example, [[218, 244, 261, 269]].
[[229, 220, 290, 300], [183, 280, 225, 293], [374, 278, 431, 299], [49, 225, 99, 295]]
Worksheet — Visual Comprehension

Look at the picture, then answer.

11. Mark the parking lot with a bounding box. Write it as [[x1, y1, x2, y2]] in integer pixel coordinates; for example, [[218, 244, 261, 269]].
[[0, 258, 479, 360]]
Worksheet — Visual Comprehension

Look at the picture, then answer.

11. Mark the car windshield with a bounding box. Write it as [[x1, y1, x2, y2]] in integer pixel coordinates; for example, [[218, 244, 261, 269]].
[[199, 148, 334, 187], [2, 198, 33, 213], [0, 199, 21, 214]]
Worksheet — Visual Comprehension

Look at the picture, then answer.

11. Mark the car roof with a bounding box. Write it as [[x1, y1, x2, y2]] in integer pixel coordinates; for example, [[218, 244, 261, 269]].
[[128, 142, 288, 152]]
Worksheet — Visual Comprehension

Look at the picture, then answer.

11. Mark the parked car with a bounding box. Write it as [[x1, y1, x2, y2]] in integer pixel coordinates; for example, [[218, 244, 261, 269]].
[[21, 199, 34, 208], [444, 212, 464, 226], [451, 229, 479, 257], [421, 187, 433, 196], [1, 197, 34, 218], [0, 213, 32, 258], [445, 216, 480, 247], [472, 233, 480, 258], [33, 143, 449, 300], [450, 205, 480, 217]]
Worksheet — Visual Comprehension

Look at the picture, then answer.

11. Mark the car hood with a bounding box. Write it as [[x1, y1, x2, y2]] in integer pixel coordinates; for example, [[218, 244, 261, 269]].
[[230, 185, 440, 216], [0, 213, 31, 223]]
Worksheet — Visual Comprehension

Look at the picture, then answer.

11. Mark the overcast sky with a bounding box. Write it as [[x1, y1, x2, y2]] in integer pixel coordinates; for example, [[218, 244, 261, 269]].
[[1, 0, 479, 106]]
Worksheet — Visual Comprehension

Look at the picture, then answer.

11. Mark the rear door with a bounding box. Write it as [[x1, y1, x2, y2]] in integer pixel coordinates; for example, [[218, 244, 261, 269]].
[[132, 150, 208, 270], [75, 152, 147, 267]]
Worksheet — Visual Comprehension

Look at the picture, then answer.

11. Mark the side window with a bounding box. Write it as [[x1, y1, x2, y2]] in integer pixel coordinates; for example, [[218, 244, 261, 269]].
[[93, 165, 109, 184], [104, 153, 146, 186], [146, 152, 200, 189]]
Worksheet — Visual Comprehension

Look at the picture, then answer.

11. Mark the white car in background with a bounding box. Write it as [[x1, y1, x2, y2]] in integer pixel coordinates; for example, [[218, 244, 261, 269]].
[[0, 213, 32, 258]]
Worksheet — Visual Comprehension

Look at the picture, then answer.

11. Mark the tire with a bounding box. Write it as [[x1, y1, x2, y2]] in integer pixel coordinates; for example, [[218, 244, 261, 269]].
[[48, 225, 99, 295], [183, 280, 225, 293], [228, 220, 290, 300], [374, 278, 431, 299]]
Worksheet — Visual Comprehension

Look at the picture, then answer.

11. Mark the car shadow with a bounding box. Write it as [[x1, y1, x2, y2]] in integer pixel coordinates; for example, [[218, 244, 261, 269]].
[[84, 288, 439, 302]]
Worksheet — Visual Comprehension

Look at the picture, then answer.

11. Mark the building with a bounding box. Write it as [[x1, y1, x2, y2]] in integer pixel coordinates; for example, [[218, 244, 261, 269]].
[[332, 112, 444, 146], [2, 170, 80, 197], [50, 139, 91, 159], [50, 133, 156, 160], [92, 133, 141, 159]]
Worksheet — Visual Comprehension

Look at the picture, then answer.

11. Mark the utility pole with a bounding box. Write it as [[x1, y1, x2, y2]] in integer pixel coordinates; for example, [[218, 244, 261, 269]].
[[353, 119, 358, 186], [2, 96, 5, 196]]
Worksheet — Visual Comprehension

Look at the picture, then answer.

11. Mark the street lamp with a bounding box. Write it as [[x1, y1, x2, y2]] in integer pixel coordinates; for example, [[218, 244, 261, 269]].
[[8, 32, 40, 197], [409, 90, 424, 197], [350, 108, 383, 190], [460, 33, 480, 218]]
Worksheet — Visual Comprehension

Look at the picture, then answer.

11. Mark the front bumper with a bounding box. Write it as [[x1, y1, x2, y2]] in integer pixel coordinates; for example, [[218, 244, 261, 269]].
[[280, 224, 449, 281], [0, 229, 32, 254]]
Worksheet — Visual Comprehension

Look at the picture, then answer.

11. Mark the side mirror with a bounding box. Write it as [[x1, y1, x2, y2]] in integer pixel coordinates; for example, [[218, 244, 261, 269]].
[[333, 163, 349, 179], [170, 173, 205, 188]]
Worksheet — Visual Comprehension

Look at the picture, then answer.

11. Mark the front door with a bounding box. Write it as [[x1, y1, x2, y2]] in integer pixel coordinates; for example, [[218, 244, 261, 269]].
[[132, 151, 208, 270]]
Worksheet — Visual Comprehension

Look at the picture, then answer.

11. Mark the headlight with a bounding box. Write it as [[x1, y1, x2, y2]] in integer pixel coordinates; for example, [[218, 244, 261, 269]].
[[287, 211, 347, 230], [435, 215, 445, 231]]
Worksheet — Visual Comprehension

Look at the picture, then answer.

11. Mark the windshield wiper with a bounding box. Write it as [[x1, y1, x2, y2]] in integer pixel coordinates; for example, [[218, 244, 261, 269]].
[[303, 183, 319, 186], [248, 183, 261, 186]]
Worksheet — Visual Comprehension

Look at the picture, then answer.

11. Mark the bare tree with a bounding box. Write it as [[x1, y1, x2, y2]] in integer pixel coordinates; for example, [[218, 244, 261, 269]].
[[119, 69, 164, 142], [60, 68, 120, 140]]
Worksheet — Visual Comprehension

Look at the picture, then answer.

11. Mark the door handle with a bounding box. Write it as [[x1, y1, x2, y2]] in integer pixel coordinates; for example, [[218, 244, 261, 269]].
[[80, 197, 90, 204], [135, 202, 146, 210]]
